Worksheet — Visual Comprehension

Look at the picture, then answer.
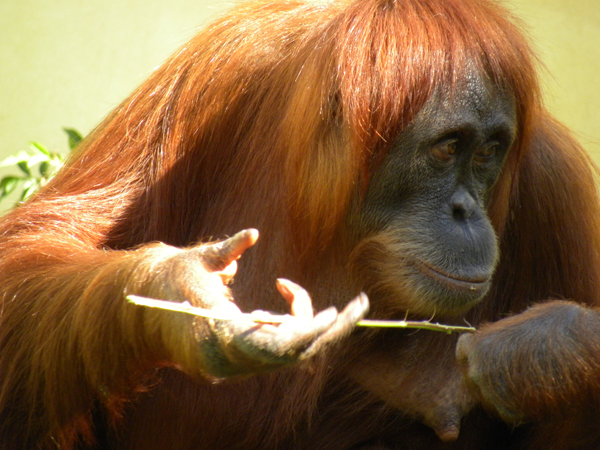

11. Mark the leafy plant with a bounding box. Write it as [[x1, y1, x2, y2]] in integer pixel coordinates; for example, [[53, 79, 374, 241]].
[[0, 128, 82, 205]]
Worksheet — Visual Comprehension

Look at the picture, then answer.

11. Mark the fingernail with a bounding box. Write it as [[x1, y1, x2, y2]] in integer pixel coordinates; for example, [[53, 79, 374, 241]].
[[357, 292, 369, 313], [276, 278, 302, 292], [455, 333, 474, 361], [346, 293, 369, 321], [237, 228, 259, 247], [246, 228, 259, 244], [275, 278, 297, 306]]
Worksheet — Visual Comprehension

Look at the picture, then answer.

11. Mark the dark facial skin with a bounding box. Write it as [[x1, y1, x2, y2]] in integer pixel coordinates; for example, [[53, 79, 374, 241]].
[[352, 72, 517, 318]]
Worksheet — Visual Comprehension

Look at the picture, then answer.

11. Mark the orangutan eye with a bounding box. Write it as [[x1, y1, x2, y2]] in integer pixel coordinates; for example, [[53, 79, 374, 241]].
[[474, 142, 499, 165], [431, 139, 458, 163]]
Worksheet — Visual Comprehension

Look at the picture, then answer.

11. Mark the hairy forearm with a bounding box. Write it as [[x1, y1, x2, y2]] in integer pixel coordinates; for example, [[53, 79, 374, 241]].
[[0, 235, 193, 444], [457, 301, 600, 423]]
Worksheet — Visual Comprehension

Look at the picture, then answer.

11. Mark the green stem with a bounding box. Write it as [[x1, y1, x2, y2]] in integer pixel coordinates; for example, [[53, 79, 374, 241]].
[[127, 295, 476, 334]]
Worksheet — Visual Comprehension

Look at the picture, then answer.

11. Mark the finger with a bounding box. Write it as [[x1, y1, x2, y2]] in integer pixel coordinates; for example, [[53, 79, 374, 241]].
[[455, 332, 476, 366], [302, 293, 369, 359], [274, 295, 366, 357], [340, 292, 370, 324], [276, 278, 314, 318], [308, 306, 337, 333], [215, 306, 339, 369], [216, 260, 238, 284], [327, 292, 369, 336], [258, 307, 337, 355], [202, 229, 259, 270]]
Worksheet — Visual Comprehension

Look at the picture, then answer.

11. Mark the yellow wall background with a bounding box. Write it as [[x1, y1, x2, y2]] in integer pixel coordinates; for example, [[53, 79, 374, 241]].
[[0, 0, 227, 157], [1, 0, 599, 165], [509, 0, 600, 161]]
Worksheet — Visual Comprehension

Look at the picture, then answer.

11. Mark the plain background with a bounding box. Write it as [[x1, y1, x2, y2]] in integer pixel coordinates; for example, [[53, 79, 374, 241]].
[[1, 0, 599, 195]]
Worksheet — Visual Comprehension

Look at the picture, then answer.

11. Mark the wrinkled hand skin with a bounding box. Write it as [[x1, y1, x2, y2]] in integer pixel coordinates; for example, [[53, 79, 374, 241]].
[[157, 229, 370, 380], [456, 301, 600, 424]]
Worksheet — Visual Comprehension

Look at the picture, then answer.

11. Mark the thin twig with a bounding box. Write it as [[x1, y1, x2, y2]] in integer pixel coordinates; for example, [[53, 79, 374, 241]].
[[355, 319, 475, 334], [127, 295, 292, 323], [127, 295, 476, 334]]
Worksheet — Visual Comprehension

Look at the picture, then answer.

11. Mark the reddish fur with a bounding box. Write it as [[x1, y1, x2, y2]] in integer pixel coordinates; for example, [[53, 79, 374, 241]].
[[1, 0, 600, 448]]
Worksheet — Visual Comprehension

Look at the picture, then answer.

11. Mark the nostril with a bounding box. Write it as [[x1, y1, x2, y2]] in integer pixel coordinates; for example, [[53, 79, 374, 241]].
[[452, 205, 467, 221], [450, 188, 476, 221]]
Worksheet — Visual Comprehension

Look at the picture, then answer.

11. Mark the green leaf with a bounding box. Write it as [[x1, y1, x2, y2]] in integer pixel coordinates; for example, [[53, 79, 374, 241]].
[[30, 141, 51, 156], [17, 161, 31, 176], [0, 176, 21, 198], [0, 127, 79, 208], [0, 151, 32, 167], [63, 128, 83, 150], [39, 161, 50, 178], [0, 151, 49, 169], [20, 181, 40, 201]]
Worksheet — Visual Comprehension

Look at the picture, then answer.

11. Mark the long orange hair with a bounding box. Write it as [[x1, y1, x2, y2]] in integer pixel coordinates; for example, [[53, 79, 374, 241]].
[[30, 0, 539, 254]]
